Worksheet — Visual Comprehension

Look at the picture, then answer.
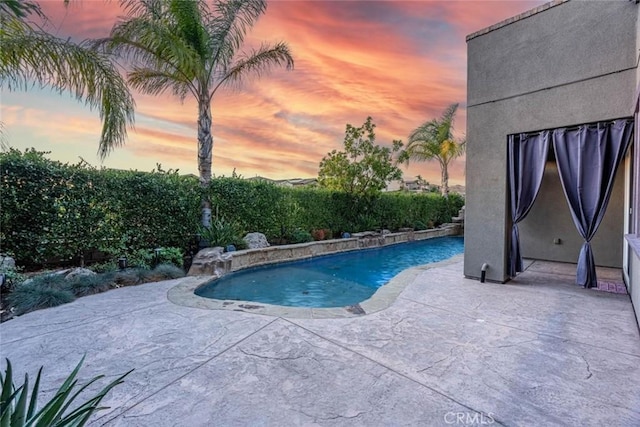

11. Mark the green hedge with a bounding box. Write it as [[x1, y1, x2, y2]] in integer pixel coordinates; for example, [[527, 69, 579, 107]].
[[1, 149, 464, 267]]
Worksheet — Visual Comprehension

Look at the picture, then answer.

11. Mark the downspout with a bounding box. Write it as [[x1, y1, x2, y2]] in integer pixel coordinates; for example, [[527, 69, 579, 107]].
[[480, 263, 489, 283]]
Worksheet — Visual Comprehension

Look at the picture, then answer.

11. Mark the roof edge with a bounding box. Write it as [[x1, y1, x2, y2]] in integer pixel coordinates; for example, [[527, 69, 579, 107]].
[[466, 0, 570, 42]]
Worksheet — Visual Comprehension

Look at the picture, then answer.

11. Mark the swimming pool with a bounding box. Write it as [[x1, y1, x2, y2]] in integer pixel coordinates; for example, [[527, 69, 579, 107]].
[[195, 236, 464, 308]]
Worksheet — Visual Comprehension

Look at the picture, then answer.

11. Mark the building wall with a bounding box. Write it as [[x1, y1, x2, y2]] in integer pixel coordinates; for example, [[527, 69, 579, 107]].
[[629, 238, 640, 327], [465, 0, 638, 281], [519, 162, 625, 268]]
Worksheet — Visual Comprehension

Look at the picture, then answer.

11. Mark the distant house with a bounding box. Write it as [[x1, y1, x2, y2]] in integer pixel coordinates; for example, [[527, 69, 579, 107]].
[[246, 176, 277, 184], [402, 179, 430, 192], [277, 178, 318, 188], [465, 0, 639, 325], [246, 176, 317, 188]]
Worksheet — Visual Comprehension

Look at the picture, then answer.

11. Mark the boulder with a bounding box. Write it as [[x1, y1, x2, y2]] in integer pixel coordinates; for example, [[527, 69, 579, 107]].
[[65, 268, 96, 280], [188, 247, 233, 276], [0, 256, 15, 270], [243, 232, 270, 249]]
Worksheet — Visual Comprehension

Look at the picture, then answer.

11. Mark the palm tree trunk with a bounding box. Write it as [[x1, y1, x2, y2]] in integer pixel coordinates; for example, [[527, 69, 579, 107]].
[[441, 162, 449, 197], [198, 96, 213, 187], [198, 95, 213, 227]]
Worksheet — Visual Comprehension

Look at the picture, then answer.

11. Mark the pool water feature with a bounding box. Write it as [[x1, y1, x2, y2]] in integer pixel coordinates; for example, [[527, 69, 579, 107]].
[[195, 236, 464, 308]]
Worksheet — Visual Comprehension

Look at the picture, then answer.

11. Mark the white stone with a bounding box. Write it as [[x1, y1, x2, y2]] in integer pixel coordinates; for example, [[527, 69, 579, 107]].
[[65, 268, 97, 280], [0, 256, 16, 270], [243, 232, 270, 249]]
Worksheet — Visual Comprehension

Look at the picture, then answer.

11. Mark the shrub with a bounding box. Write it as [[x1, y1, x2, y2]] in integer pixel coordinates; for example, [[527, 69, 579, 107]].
[[9, 283, 75, 315], [1, 149, 464, 268], [113, 268, 146, 287], [311, 229, 325, 241], [139, 264, 185, 282], [231, 237, 248, 251], [63, 274, 115, 297], [123, 249, 154, 269], [89, 261, 118, 274], [0, 149, 199, 268], [0, 264, 25, 293], [413, 220, 427, 231], [154, 247, 184, 268], [289, 229, 313, 244], [1, 356, 131, 427]]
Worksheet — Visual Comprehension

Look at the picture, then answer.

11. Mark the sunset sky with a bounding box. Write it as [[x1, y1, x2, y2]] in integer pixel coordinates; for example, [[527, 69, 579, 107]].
[[1, 0, 546, 185]]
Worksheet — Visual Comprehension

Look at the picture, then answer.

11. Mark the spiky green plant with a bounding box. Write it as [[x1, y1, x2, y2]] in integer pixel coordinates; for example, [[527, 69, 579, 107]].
[[198, 217, 243, 249], [0, 356, 132, 426]]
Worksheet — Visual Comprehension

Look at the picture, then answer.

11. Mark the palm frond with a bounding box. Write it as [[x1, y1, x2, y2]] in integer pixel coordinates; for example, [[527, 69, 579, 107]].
[[0, 0, 44, 21], [129, 68, 191, 100], [214, 42, 293, 94], [96, 14, 202, 98], [169, 0, 208, 59], [0, 24, 135, 159], [209, 0, 267, 70]]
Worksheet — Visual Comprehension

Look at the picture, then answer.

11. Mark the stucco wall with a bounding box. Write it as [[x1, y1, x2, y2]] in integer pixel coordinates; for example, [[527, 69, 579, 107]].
[[519, 162, 625, 268], [465, 0, 638, 281], [627, 236, 640, 327]]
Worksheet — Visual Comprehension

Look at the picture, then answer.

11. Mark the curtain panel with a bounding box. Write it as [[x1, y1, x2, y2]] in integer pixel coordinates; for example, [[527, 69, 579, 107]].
[[507, 132, 550, 277], [553, 119, 633, 288]]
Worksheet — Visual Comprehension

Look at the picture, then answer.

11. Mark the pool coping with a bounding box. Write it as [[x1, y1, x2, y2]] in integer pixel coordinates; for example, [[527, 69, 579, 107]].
[[167, 253, 464, 319]]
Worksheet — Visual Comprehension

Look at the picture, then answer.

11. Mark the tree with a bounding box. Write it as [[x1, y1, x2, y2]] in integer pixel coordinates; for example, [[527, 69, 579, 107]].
[[318, 117, 404, 196], [0, 0, 135, 158], [98, 0, 294, 189], [400, 103, 465, 197]]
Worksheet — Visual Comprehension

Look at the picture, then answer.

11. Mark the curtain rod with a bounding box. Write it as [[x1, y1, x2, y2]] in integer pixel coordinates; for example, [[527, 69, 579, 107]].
[[514, 117, 634, 137]]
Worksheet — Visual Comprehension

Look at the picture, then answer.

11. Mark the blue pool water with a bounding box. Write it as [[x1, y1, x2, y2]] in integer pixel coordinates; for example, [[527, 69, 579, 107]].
[[196, 236, 464, 308]]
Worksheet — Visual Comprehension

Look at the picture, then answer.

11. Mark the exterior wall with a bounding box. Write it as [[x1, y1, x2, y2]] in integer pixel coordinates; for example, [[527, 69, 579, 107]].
[[630, 11, 640, 326], [519, 162, 625, 268], [465, 0, 638, 281], [628, 236, 640, 327]]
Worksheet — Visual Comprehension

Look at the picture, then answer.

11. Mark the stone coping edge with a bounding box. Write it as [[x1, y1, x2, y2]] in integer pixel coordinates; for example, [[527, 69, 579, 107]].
[[167, 249, 464, 319], [224, 224, 460, 273]]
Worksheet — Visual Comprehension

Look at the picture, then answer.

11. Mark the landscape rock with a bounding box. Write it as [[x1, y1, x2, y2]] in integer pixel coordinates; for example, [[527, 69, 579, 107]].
[[0, 256, 16, 270], [243, 232, 270, 249], [65, 268, 96, 281], [188, 247, 233, 276]]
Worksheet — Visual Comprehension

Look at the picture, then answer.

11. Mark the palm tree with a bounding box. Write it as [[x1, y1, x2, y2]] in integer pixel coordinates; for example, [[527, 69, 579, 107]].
[[400, 103, 465, 197], [0, 0, 135, 158], [98, 0, 294, 189]]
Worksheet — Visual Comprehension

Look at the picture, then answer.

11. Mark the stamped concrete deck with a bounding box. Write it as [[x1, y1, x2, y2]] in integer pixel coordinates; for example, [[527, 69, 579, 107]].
[[1, 256, 639, 426]]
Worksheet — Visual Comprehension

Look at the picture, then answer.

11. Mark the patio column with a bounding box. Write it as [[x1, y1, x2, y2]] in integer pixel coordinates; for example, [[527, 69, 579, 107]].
[[553, 119, 634, 288]]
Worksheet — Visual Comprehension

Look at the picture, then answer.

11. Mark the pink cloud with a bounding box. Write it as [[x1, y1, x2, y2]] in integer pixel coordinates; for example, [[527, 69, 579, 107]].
[[3, 0, 546, 185]]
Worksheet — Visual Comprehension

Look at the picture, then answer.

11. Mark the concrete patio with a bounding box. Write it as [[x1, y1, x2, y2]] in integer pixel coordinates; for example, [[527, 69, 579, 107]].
[[1, 255, 639, 426]]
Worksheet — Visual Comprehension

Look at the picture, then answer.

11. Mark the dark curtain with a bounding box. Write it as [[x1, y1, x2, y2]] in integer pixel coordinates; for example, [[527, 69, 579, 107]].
[[507, 132, 550, 277], [553, 119, 633, 288]]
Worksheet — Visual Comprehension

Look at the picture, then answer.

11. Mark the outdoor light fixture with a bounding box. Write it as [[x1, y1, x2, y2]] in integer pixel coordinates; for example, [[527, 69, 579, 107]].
[[154, 248, 162, 266]]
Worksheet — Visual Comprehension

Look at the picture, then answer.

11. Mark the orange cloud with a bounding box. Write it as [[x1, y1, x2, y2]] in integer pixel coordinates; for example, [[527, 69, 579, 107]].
[[3, 0, 546, 186]]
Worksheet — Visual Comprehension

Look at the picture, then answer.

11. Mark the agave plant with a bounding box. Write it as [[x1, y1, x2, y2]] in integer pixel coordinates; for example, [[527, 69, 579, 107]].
[[0, 356, 132, 426]]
